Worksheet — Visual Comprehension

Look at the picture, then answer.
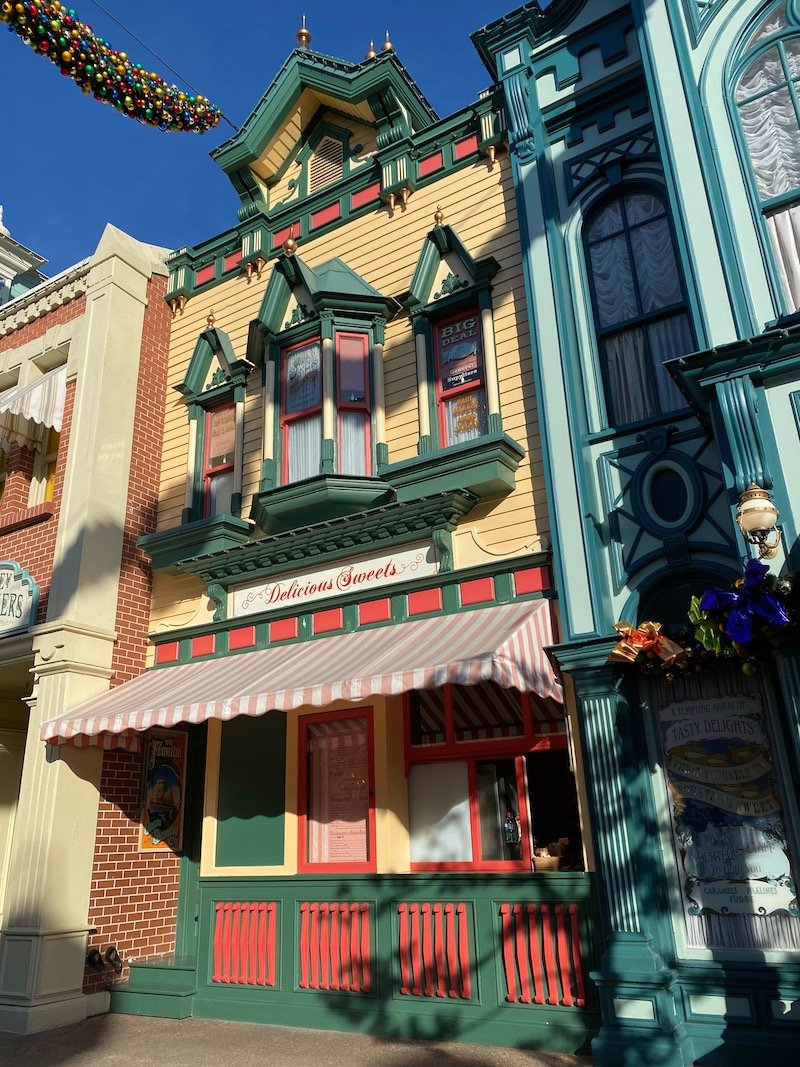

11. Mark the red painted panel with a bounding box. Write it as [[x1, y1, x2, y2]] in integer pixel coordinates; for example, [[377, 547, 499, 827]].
[[513, 904, 532, 1003], [311, 202, 341, 229], [541, 904, 559, 1005], [310, 903, 320, 989], [212, 903, 224, 982], [454, 134, 479, 160], [155, 641, 179, 665], [257, 903, 267, 986], [329, 905, 340, 990], [221, 903, 233, 983], [445, 903, 458, 1000], [457, 904, 471, 1000], [340, 903, 351, 991], [313, 607, 343, 634], [228, 625, 256, 651], [398, 904, 411, 995], [514, 565, 551, 595], [569, 904, 586, 1007], [270, 616, 298, 642], [459, 576, 495, 606], [360, 903, 371, 993], [500, 904, 517, 1003], [555, 904, 572, 1006], [299, 903, 310, 988], [191, 633, 215, 658], [422, 904, 434, 997], [351, 182, 381, 210], [231, 906, 241, 982], [358, 598, 392, 625], [273, 223, 301, 249], [223, 251, 242, 272], [195, 264, 215, 286], [527, 903, 545, 1004], [319, 904, 330, 989], [418, 151, 444, 177], [349, 904, 360, 993], [434, 905, 446, 998], [407, 588, 442, 616], [410, 903, 421, 996]]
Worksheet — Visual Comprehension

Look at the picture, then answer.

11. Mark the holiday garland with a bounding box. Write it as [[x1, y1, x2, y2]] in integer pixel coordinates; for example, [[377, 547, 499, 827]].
[[1, 1, 221, 132]]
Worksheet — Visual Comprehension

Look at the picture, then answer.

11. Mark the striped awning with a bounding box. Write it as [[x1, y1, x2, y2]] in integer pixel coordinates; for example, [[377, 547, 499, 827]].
[[40, 600, 563, 751], [0, 365, 66, 433]]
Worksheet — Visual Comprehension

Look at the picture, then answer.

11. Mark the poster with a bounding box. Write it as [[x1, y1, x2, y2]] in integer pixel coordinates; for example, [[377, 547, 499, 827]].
[[436, 315, 483, 392], [139, 729, 187, 852], [307, 718, 369, 865], [660, 695, 798, 917]]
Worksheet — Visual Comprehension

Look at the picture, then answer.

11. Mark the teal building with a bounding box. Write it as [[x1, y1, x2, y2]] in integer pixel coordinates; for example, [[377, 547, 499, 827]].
[[473, 2, 800, 1065]]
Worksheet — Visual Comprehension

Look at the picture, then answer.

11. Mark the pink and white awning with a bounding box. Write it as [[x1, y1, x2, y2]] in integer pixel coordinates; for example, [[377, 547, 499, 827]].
[[40, 600, 563, 751]]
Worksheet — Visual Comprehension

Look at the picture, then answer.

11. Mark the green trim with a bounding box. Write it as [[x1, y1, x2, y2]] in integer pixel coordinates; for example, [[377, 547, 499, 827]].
[[139, 515, 252, 574], [178, 327, 254, 404], [381, 432, 525, 502], [176, 489, 477, 587], [251, 475, 394, 534]]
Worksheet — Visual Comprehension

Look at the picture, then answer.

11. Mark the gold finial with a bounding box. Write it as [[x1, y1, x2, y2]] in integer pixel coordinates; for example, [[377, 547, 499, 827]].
[[206, 310, 216, 328], [364, 39, 377, 61], [282, 224, 298, 257], [296, 14, 311, 49], [381, 30, 394, 53], [433, 205, 444, 225]]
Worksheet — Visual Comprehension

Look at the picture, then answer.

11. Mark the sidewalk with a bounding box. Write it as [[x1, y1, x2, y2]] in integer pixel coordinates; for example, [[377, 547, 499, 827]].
[[0, 1014, 592, 1066]]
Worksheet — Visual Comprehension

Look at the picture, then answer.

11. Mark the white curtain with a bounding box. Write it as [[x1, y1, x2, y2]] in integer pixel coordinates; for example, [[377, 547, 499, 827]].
[[287, 414, 322, 482], [207, 469, 234, 517], [604, 328, 654, 424], [589, 233, 638, 328], [767, 204, 800, 307], [338, 411, 368, 476], [647, 314, 694, 412]]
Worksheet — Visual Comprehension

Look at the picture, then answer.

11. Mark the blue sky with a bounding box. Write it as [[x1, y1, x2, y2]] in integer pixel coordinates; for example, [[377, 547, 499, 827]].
[[2, 1, 526, 275]]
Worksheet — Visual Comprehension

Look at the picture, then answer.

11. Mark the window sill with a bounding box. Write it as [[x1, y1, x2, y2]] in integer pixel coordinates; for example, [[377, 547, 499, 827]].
[[0, 502, 55, 535], [381, 432, 525, 502], [250, 475, 394, 534], [139, 514, 252, 573]]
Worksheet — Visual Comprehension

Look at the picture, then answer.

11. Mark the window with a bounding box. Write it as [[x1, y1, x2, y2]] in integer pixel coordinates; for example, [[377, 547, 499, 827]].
[[280, 330, 373, 484], [433, 310, 488, 446], [297, 709, 376, 873], [309, 136, 344, 194], [585, 190, 692, 426], [29, 427, 60, 507], [405, 682, 582, 872], [202, 404, 235, 517], [735, 2, 800, 309]]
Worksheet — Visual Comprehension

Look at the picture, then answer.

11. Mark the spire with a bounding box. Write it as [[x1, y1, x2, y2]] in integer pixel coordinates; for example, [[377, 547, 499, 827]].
[[296, 15, 311, 49]]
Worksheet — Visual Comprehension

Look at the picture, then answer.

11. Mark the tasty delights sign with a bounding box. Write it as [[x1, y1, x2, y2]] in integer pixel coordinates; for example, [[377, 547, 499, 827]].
[[230, 543, 439, 618]]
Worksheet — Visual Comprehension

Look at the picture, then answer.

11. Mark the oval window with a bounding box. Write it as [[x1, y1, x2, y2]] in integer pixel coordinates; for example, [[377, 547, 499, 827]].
[[649, 466, 688, 525]]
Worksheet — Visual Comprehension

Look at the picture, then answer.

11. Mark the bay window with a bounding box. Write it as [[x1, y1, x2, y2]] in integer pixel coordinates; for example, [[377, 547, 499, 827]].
[[282, 338, 323, 482], [336, 331, 371, 476]]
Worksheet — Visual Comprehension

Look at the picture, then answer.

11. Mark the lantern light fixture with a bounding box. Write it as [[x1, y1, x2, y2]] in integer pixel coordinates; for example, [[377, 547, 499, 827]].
[[735, 484, 780, 559]]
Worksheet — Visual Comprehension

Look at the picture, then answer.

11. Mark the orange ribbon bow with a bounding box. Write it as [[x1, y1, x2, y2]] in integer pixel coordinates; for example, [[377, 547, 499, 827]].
[[608, 620, 683, 665]]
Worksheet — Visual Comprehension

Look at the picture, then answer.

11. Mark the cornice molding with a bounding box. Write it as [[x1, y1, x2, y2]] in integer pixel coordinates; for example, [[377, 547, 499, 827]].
[[0, 260, 90, 337]]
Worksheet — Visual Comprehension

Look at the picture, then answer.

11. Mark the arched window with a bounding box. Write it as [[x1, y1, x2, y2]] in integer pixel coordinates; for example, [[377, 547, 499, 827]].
[[585, 190, 692, 427], [735, 1, 800, 309]]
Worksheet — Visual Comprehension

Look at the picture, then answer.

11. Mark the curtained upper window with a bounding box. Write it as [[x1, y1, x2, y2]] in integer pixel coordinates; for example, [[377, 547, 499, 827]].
[[736, 1, 800, 310], [585, 190, 692, 427]]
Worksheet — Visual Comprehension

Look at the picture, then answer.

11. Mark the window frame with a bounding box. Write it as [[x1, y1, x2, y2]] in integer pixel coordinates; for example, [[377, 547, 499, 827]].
[[335, 329, 372, 477], [432, 308, 489, 448], [583, 185, 694, 429], [280, 334, 323, 485], [28, 426, 60, 507], [404, 685, 568, 873], [296, 706, 377, 875], [200, 402, 236, 519]]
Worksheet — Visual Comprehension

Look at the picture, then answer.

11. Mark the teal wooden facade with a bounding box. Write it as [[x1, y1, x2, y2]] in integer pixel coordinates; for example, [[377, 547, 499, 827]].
[[473, 2, 800, 1065]]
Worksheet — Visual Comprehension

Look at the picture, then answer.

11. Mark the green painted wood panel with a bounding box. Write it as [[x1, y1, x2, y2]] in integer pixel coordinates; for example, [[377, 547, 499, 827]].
[[216, 712, 286, 867]]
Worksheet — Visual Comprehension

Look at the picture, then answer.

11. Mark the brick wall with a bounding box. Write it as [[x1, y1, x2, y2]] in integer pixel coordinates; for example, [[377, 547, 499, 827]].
[[83, 273, 179, 993]]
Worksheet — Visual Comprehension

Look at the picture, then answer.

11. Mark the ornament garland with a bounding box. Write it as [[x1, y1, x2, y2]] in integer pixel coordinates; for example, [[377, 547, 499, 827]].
[[609, 560, 796, 680], [1, 0, 221, 132]]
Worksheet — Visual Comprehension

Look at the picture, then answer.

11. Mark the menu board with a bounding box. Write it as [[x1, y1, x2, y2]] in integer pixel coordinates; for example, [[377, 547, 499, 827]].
[[659, 695, 797, 918]]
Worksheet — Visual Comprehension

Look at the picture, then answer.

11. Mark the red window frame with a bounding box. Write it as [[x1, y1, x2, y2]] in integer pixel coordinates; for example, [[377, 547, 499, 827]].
[[297, 707, 377, 874], [335, 331, 372, 475], [432, 309, 486, 446], [404, 685, 567, 873], [202, 402, 235, 518], [280, 336, 322, 484]]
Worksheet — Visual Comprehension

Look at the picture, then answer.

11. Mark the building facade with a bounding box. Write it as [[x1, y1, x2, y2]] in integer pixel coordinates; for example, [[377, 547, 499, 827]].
[[0, 224, 170, 1033], [473, 2, 800, 1065], [39, 30, 602, 1054]]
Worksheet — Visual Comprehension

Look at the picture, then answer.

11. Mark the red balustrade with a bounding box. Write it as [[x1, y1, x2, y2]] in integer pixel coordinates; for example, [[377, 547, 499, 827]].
[[298, 902, 371, 993], [397, 902, 472, 1000], [499, 902, 586, 1008], [212, 901, 277, 986]]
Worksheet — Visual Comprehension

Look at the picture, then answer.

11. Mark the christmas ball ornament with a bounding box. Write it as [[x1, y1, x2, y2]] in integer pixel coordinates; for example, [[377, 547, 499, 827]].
[[1, 0, 221, 132]]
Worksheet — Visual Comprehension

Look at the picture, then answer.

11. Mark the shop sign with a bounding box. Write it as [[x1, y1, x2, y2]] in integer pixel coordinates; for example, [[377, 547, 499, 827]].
[[140, 729, 188, 852], [231, 542, 439, 618], [0, 561, 39, 636], [660, 695, 798, 917], [437, 314, 483, 392]]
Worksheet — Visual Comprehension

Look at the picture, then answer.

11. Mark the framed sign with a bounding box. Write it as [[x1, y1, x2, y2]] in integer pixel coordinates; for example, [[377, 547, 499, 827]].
[[659, 695, 798, 921], [0, 561, 39, 636], [140, 729, 187, 852]]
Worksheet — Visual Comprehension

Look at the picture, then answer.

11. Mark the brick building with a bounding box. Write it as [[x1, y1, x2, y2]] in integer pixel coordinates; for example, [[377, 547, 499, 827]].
[[0, 223, 170, 1033]]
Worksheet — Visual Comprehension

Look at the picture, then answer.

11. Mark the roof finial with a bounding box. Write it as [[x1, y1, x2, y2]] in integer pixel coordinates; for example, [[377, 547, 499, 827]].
[[364, 39, 377, 61], [282, 223, 298, 257], [433, 206, 444, 226], [206, 310, 216, 329], [296, 14, 311, 49], [381, 30, 394, 53]]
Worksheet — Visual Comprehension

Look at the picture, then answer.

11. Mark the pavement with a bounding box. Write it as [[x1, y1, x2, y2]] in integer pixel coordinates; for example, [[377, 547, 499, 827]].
[[0, 1013, 593, 1066]]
